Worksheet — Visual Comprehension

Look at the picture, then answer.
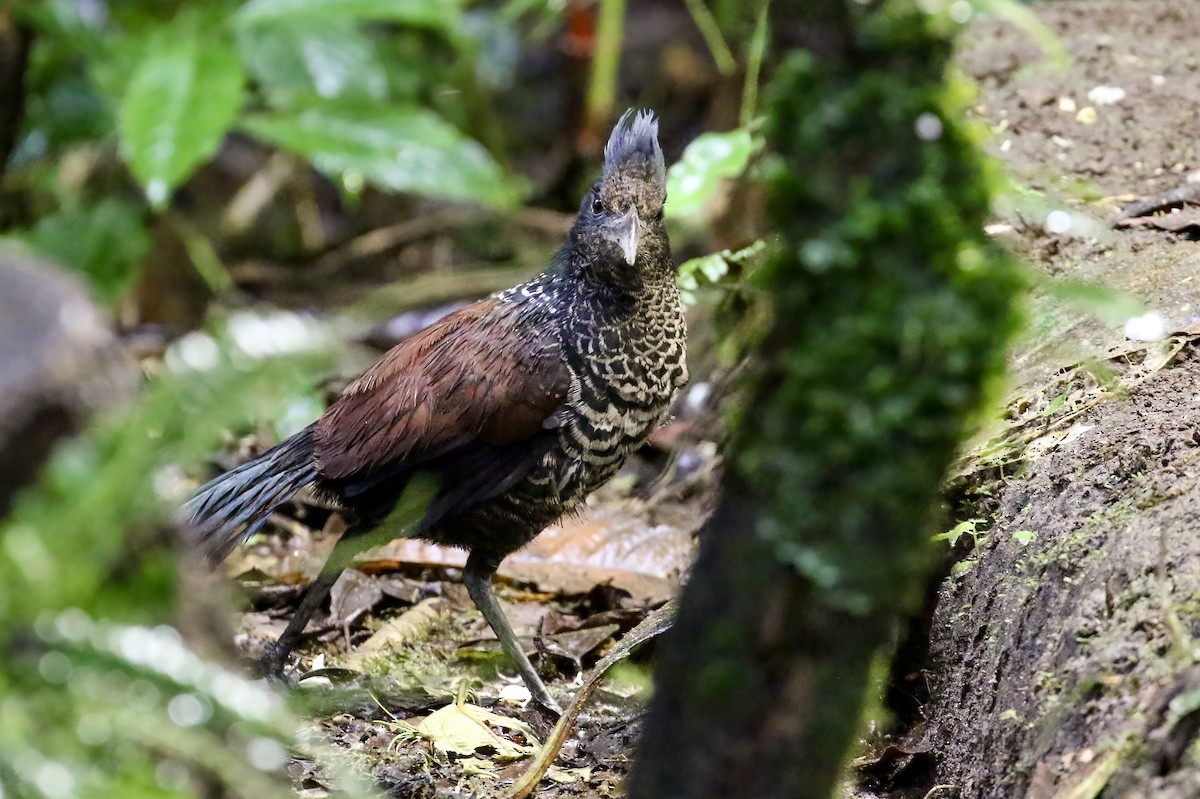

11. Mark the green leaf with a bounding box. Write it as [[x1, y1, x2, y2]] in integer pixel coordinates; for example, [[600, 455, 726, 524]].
[[237, 18, 389, 105], [236, 0, 462, 33], [5, 199, 150, 306], [664, 128, 757, 221], [677, 253, 727, 291], [1038, 392, 1067, 418], [932, 518, 981, 548], [1012, 530, 1037, 546], [674, 240, 766, 306], [242, 102, 521, 207], [118, 14, 246, 208]]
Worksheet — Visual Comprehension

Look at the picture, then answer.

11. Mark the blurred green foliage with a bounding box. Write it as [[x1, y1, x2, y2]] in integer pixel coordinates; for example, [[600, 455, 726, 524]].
[[0, 329, 356, 798], [665, 128, 758, 222], [5, 0, 528, 306]]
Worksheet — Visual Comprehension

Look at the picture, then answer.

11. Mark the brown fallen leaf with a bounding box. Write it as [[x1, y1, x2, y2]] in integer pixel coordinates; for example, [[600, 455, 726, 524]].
[[328, 568, 384, 627], [359, 502, 696, 604], [1115, 206, 1200, 231], [539, 624, 621, 670]]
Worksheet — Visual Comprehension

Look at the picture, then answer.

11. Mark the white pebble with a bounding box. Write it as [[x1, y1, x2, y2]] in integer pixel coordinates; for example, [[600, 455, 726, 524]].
[[498, 684, 532, 707], [1124, 311, 1166, 342], [1044, 210, 1072, 234], [1086, 85, 1126, 106]]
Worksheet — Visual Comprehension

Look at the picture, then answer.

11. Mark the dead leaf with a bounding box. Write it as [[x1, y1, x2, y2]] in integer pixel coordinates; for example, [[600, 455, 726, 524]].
[[852, 743, 934, 787], [545, 766, 591, 784], [1025, 749, 1119, 799], [1116, 206, 1200, 231], [328, 569, 384, 627], [361, 502, 696, 604], [503, 601, 676, 799], [540, 624, 621, 669], [416, 701, 538, 760]]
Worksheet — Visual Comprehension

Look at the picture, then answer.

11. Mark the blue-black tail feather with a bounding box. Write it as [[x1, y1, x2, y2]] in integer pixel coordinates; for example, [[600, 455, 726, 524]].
[[180, 426, 318, 564]]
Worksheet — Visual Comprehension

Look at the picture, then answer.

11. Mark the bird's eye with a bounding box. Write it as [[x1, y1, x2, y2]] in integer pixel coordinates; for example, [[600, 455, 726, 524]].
[[591, 196, 604, 215]]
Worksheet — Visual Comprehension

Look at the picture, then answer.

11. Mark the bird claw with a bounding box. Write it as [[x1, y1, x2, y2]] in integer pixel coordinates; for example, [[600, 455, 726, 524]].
[[257, 641, 294, 685], [526, 679, 564, 716], [533, 691, 564, 717]]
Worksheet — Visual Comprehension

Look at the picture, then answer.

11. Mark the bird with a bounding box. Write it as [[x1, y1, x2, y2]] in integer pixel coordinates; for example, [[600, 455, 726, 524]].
[[181, 109, 687, 713]]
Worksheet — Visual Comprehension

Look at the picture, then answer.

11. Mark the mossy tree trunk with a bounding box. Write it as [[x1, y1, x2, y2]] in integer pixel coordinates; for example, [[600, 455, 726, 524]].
[[627, 3, 1021, 798]]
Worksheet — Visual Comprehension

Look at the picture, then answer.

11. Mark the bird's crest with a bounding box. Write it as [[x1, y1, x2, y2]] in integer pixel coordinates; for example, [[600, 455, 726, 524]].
[[603, 109, 665, 186]]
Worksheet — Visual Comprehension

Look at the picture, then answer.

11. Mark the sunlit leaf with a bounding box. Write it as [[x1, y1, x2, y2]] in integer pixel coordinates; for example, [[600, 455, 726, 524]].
[[417, 702, 537, 759], [664, 128, 757, 221], [237, 18, 389, 105], [675, 240, 765, 306], [118, 14, 245, 208], [242, 102, 522, 207], [236, 0, 462, 34]]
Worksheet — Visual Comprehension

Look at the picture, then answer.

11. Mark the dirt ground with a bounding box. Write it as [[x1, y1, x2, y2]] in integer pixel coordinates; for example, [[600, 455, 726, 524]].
[[866, 3, 1200, 798], [217, 2, 1200, 797]]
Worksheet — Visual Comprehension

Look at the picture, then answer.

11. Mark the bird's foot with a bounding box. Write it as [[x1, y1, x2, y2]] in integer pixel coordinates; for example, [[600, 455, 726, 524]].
[[528, 678, 563, 716], [257, 640, 294, 686]]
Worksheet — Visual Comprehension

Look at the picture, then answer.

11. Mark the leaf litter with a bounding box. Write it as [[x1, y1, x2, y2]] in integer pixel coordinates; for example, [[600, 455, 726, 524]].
[[218, 437, 717, 797]]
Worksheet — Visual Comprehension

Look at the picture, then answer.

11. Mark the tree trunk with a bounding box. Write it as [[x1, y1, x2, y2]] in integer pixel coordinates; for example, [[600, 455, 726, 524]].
[[627, 3, 1021, 797]]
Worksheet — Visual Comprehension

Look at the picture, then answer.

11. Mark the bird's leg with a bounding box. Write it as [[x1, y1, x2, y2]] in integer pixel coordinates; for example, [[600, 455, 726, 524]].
[[463, 550, 562, 714], [261, 532, 359, 678]]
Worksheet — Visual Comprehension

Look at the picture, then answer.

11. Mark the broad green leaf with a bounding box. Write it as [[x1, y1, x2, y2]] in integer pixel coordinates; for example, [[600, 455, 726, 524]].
[[237, 19, 389, 105], [118, 15, 245, 208], [236, 0, 461, 33], [675, 240, 765, 306], [664, 128, 757, 221], [5, 199, 150, 306], [242, 102, 521, 207]]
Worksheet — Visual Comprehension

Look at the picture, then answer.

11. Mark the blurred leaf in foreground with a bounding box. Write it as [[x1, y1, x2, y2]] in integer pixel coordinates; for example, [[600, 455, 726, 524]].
[[236, 18, 390, 106], [0, 319, 367, 798], [236, 0, 463, 36]]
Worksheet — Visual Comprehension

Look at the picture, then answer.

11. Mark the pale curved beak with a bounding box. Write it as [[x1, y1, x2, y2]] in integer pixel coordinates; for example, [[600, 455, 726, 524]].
[[603, 207, 641, 265]]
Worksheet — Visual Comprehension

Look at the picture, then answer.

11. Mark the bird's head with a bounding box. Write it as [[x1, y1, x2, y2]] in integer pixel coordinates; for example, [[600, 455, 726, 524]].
[[571, 109, 668, 277]]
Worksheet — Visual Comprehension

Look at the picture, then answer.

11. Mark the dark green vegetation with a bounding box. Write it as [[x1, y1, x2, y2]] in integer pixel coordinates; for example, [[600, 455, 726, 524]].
[[629, 3, 1021, 798]]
